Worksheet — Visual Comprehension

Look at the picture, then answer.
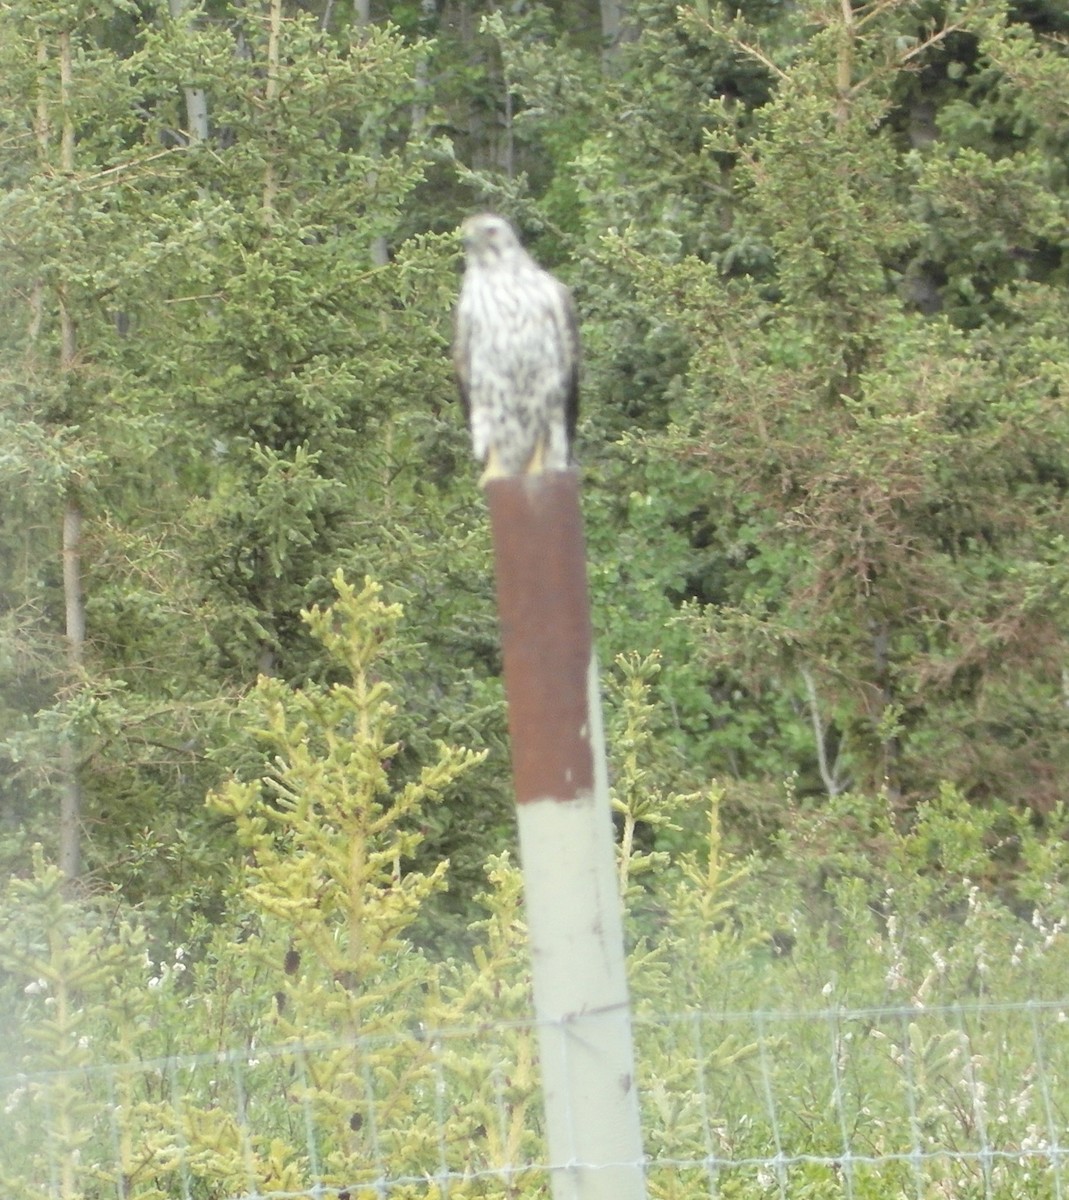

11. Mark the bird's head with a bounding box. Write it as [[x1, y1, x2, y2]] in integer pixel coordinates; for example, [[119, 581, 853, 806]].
[[460, 213, 522, 267]]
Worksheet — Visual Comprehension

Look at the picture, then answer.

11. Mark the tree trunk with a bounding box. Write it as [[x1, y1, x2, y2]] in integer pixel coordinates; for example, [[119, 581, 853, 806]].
[[600, 0, 635, 62], [353, 0, 390, 264], [59, 498, 85, 880], [262, 0, 282, 224], [57, 29, 86, 882], [168, 0, 210, 141]]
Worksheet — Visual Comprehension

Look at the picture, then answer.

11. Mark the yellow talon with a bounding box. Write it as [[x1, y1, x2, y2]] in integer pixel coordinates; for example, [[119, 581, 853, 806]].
[[526, 433, 547, 476], [479, 446, 507, 486]]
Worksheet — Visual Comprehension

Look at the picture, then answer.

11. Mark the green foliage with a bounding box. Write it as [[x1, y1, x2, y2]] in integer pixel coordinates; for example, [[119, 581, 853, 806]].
[[0, 850, 170, 1200], [3, 592, 1069, 1196], [0, 0, 510, 923], [5, 0, 1069, 1193], [608, 651, 693, 886], [0, 575, 508, 1197], [173, 574, 488, 1191], [207, 572, 485, 981], [571, 0, 1069, 812]]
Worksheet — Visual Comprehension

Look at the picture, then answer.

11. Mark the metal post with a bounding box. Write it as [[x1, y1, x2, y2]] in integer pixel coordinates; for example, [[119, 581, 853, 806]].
[[486, 469, 647, 1200]]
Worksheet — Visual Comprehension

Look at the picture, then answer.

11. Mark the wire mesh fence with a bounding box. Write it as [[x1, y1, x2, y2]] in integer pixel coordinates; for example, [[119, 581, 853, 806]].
[[3, 998, 1066, 1200]]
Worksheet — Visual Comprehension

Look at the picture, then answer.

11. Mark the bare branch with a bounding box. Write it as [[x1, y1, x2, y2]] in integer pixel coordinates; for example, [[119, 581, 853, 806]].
[[733, 39, 789, 82], [801, 667, 847, 797]]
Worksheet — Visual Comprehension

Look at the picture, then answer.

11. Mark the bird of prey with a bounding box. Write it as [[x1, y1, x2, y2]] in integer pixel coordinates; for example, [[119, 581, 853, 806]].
[[453, 213, 579, 484]]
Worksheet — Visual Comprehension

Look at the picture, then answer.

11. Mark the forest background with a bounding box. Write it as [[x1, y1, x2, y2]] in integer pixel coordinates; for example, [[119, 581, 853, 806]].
[[4, 0, 1069, 1195]]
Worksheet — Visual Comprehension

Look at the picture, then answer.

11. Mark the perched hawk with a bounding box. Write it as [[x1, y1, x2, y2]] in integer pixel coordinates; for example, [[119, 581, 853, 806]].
[[453, 213, 579, 483]]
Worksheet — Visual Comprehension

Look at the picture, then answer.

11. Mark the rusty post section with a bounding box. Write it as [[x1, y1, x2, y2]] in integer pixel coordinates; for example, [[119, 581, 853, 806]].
[[486, 469, 647, 1200], [488, 471, 595, 804]]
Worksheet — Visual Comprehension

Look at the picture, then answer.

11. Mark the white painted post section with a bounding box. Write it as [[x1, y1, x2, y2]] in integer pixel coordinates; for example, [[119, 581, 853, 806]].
[[515, 657, 644, 1200], [486, 470, 647, 1200]]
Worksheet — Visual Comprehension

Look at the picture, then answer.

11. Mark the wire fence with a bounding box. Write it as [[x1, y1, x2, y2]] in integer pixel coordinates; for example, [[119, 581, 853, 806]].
[[3, 998, 1067, 1200]]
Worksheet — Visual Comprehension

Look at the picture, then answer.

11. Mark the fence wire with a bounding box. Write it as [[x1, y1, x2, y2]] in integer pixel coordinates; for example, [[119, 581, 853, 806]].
[[3, 999, 1067, 1200]]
